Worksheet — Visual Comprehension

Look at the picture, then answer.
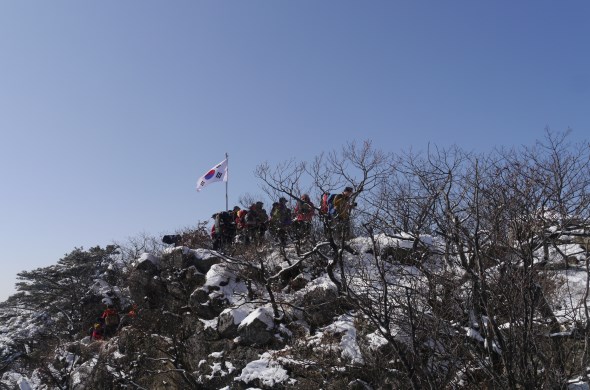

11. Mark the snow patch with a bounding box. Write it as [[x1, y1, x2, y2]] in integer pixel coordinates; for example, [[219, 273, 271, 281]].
[[239, 307, 275, 330], [235, 352, 291, 387], [138, 252, 160, 267]]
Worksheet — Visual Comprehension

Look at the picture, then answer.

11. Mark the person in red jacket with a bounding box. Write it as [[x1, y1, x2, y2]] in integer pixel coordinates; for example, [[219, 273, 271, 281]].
[[90, 318, 104, 341], [293, 194, 315, 240], [101, 304, 120, 338]]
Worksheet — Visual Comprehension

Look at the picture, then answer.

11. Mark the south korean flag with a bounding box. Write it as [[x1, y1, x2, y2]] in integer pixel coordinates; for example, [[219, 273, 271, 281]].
[[196, 158, 228, 192]]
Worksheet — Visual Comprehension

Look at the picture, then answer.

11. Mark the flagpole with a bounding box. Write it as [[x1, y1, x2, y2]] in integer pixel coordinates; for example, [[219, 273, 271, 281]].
[[225, 152, 229, 212]]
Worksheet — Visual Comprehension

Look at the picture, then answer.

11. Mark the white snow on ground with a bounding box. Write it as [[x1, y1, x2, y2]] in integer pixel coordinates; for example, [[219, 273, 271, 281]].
[[366, 330, 389, 350], [235, 352, 293, 387], [307, 313, 364, 364], [534, 242, 587, 265], [199, 318, 218, 331], [209, 351, 224, 358], [17, 377, 32, 390], [351, 232, 433, 253], [207, 362, 232, 379], [70, 357, 98, 388], [324, 314, 364, 364], [554, 267, 590, 323], [569, 378, 590, 390], [1, 370, 43, 390]]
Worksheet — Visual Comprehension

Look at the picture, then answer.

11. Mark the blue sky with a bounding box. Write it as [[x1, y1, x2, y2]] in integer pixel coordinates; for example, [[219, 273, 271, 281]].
[[0, 1, 588, 301]]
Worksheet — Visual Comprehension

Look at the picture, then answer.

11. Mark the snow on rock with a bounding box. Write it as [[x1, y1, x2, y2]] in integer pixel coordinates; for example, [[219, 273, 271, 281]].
[[70, 357, 98, 389], [139, 252, 160, 265], [1, 369, 43, 390], [190, 262, 249, 320], [17, 378, 33, 390], [309, 313, 364, 365], [167, 246, 220, 261], [135, 253, 161, 270], [0, 373, 26, 390], [569, 378, 590, 390], [205, 264, 233, 289], [193, 248, 224, 259], [218, 306, 253, 338], [351, 233, 433, 255], [209, 351, 224, 358], [237, 307, 276, 346], [164, 246, 223, 273], [235, 352, 292, 387], [199, 318, 218, 331], [202, 263, 248, 306], [206, 361, 233, 380], [294, 275, 339, 327], [239, 307, 275, 330], [366, 331, 389, 351]]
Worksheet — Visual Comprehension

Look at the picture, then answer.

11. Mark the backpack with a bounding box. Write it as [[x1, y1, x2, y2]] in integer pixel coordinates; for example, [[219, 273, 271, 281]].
[[104, 310, 120, 326], [246, 206, 259, 226], [216, 211, 234, 233], [162, 234, 181, 245], [320, 193, 337, 216], [219, 211, 233, 225], [272, 204, 291, 226]]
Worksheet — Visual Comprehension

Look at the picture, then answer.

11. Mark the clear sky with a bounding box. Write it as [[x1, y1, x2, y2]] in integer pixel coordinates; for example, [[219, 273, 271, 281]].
[[1, 1, 589, 301]]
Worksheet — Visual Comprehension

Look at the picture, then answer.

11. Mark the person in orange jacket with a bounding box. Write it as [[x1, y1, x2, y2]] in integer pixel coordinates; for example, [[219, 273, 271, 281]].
[[333, 187, 356, 240]]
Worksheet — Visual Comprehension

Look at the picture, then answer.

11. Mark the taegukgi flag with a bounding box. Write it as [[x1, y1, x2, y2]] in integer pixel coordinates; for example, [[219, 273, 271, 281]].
[[196, 158, 228, 192]]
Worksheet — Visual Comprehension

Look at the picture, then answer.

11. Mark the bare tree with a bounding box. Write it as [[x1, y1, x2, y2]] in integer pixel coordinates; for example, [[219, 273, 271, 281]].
[[256, 132, 590, 389]]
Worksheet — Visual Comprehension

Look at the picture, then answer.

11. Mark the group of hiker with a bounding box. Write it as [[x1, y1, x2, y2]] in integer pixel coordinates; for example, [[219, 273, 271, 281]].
[[86, 188, 356, 340], [89, 303, 137, 341], [210, 187, 357, 249]]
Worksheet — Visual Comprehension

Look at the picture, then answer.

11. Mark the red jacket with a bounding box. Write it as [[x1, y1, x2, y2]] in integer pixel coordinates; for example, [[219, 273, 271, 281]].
[[92, 328, 103, 340], [102, 308, 117, 319], [295, 200, 315, 222]]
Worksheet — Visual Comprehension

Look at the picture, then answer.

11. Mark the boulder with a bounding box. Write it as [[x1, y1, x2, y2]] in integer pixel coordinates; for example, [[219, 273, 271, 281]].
[[237, 307, 276, 346], [135, 253, 160, 273], [301, 283, 339, 328], [192, 302, 219, 320], [127, 268, 165, 309], [190, 287, 215, 305], [289, 274, 309, 291], [189, 290, 228, 320], [217, 307, 250, 339], [183, 266, 206, 287], [163, 247, 223, 273], [191, 248, 223, 274]]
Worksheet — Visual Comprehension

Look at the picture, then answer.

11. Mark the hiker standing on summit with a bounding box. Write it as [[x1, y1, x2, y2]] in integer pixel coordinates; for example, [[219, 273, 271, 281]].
[[333, 187, 356, 241], [270, 197, 292, 245], [246, 201, 269, 244], [293, 194, 315, 239]]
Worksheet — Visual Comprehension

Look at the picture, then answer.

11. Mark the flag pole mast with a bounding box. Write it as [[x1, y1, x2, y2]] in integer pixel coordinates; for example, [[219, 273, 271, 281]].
[[225, 152, 229, 212]]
